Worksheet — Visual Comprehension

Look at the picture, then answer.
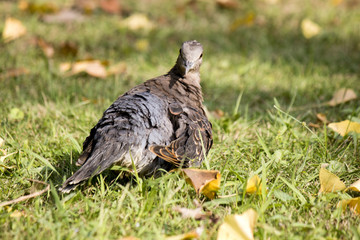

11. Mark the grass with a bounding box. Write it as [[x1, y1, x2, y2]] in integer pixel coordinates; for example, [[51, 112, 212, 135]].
[[1, 0, 360, 239]]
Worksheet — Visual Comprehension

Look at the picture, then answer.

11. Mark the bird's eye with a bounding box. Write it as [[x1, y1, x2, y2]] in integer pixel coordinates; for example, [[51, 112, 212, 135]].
[[199, 53, 203, 58]]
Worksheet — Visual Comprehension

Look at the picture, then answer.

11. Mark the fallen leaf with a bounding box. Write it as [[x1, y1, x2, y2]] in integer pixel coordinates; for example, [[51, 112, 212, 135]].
[[120, 13, 154, 32], [301, 19, 321, 39], [316, 113, 328, 124], [319, 168, 346, 193], [264, 0, 279, 4], [18, 0, 58, 14], [135, 39, 149, 52], [10, 209, 27, 218], [338, 197, 360, 215], [173, 206, 209, 220], [118, 237, 140, 240], [308, 123, 321, 128], [59, 62, 72, 72], [36, 38, 55, 58], [217, 208, 258, 240], [210, 109, 224, 120], [100, 0, 121, 14], [60, 60, 107, 78], [8, 108, 25, 121], [2, 17, 27, 42], [331, 0, 343, 6], [74, 0, 98, 14], [230, 13, 255, 32], [327, 88, 357, 106], [216, 0, 238, 9], [347, 179, 360, 192], [57, 41, 78, 57], [182, 169, 221, 199], [107, 62, 127, 75], [328, 120, 360, 136], [165, 227, 203, 240], [43, 9, 85, 23], [1, 68, 29, 79], [246, 175, 261, 194]]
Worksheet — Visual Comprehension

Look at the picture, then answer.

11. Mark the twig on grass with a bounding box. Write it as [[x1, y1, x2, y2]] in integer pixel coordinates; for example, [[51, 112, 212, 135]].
[[0, 179, 50, 208]]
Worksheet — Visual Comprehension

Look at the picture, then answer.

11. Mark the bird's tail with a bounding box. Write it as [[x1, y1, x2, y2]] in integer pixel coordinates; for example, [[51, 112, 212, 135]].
[[59, 146, 124, 193]]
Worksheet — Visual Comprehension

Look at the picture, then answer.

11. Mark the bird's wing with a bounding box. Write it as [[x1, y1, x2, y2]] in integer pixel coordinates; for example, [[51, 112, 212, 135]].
[[149, 105, 212, 168], [60, 92, 173, 193]]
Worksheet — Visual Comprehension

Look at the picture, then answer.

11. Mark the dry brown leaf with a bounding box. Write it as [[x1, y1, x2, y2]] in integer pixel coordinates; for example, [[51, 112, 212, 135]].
[[173, 206, 209, 220], [74, 0, 98, 14], [316, 113, 328, 124], [100, 0, 121, 14], [230, 13, 255, 32], [217, 209, 258, 240], [2, 17, 27, 42], [338, 197, 360, 215], [328, 120, 360, 136], [58, 42, 78, 57], [36, 38, 55, 58], [246, 175, 261, 194], [319, 168, 346, 193], [181, 169, 221, 199], [1, 68, 29, 79], [327, 88, 357, 106], [120, 13, 154, 32], [216, 0, 238, 9], [347, 179, 360, 192], [43, 9, 85, 23], [301, 19, 321, 39], [308, 123, 321, 128], [210, 109, 224, 120]]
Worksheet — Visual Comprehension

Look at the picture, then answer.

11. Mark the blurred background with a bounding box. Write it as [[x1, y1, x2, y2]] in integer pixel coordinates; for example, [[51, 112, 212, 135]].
[[1, 0, 359, 115]]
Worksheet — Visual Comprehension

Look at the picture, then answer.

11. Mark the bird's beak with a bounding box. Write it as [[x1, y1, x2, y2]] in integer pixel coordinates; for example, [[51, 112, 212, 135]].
[[184, 61, 193, 75]]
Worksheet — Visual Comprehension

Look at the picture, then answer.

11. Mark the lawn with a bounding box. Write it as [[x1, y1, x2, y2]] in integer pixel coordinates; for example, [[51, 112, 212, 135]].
[[1, 0, 360, 239]]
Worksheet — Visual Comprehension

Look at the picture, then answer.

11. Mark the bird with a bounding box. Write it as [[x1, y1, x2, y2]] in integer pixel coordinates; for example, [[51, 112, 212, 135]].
[[59, 40, 213, 193]]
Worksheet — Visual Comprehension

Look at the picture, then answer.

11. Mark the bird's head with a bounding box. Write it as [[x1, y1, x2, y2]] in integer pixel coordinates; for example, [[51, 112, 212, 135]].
[[176, 40, 203, 76]]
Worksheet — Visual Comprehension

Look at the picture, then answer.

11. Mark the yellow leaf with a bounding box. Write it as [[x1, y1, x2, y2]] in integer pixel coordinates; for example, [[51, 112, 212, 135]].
[[217, 209, 258, 240], [347, 179, 360, 192], [59, 62, 72, 72], [230, 13, 255, 32], [0, 137, 4, 148], [10, 210, 27, 218], [246, 175, 261, 194], [319, 168, 346, 193], [338, 197, 360, 215], [107, 62, 127, 75], [301, 19, 321, 39], [135, 39, 149, 52], [327, 88, 357, 106], [120, 13, 154, 32], [2, 17, 27, 42], [181, 169, 221, 199], [328, 120, 360, 137], [61, 60, 107, 78], [331, 0, 343, 6], [165, 230, 200, 240]]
